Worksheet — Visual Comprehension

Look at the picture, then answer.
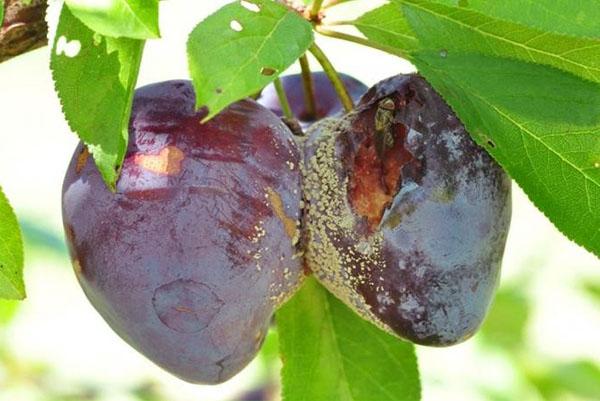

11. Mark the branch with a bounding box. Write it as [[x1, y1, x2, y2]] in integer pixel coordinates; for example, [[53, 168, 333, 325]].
[[1, 0, 48, 63]]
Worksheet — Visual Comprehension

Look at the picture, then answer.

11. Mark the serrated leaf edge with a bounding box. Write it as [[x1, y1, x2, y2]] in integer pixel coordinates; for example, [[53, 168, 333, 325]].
[[0, 187, 25, 300]]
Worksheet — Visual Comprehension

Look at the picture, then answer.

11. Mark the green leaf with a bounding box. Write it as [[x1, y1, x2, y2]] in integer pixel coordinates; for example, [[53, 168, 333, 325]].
[[480, 286, 530, 349], [258, 328, 280, 365], [412, 51, 600, 258], [0, 187, 25, 300], [529, 361, 600, 400], [353, 4, 418, 52], [51, 5, 144, 189], [277, 277, 421, 401], [582, 281, 600, 303], [0, 1, 4, 27], [434, 0, 600, 39], [0, 299, 20, 326], [187, 0, 313, 121], [396, 0, 600, 84], [65, 0, 160, 39]]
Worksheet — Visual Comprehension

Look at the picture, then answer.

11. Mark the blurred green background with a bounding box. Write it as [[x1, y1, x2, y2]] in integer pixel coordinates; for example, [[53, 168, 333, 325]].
[[1, 1, 599, 400]]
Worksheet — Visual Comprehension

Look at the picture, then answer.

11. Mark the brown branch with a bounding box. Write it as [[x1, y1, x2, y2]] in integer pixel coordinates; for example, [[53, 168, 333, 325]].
[[1, 0, 48, 63]]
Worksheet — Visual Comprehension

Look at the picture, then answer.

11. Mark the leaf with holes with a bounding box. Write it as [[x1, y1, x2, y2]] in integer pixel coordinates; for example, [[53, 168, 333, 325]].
[[51, 5, 144, 189], [433, 0, 600, 39], [394, 0, 600, 84], [413, 50, 600, 258], [353, 3, 418, 53], [65, 0, 160, 39], [277, 277, 421, 401], [0, 187, 25, 300], [187, 0, 313, 121]]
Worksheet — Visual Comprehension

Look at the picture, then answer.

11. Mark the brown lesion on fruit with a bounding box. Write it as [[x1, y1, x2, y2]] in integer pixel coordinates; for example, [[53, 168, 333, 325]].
[[174, 305, 194, 313], [76, 147, 89, 174], [72, 258, 83, 275], [134, 146, 185, 176], [348, 98, 415, 231], [266, 187, 298, 240]]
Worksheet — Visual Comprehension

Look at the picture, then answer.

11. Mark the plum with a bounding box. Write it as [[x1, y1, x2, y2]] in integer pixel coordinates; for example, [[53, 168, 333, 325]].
[[62, 80, 304, 383], [258, 71, 367, 129], [302, 74, 511, 346]]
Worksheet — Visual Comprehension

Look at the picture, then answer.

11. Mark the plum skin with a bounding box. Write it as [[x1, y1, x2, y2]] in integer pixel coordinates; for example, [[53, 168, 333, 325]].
[[62, 81, 304, 383], [258, 71, 367, 129], [303, 74, 511, 346]]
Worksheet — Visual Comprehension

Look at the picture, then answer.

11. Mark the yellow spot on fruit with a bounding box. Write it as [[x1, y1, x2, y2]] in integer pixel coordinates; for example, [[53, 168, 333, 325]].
[[73, 259, 82, 275], [266, 187, 298, 239], [135, 146, 185, 175]]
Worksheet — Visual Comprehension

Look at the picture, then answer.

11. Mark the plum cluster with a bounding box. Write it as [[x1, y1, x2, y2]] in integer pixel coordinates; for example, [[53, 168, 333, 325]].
[[62, 73, 510, 384]]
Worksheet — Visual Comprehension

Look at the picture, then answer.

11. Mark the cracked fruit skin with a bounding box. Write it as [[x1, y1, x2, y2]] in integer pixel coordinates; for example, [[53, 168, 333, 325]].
[[62, 81, 303, 384], [303, 74, 511, 346], [258, 71, 367, 128]]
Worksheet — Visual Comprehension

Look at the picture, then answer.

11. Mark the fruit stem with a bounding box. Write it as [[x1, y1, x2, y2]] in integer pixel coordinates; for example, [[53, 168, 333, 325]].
[[310, 0, 325, 19], [322, 0, 341, 8], [316, 27, 411, 60], [274, 77, 294, 119], [299, 54, 317, 120], [309, 43, 354, 112]]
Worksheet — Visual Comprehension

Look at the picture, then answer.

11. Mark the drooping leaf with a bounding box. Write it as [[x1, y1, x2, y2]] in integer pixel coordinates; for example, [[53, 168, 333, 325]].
[[187, 0, 313, 121], [277, 277, 421, 401], [64, 0, 160, 39], [395, 0, 600, 84], [0, 187, 25, 300], [433, 0, 600, 39], [412, 51, 600, 258], [353, 3, 418, 52], [51, 5, 144, 189]]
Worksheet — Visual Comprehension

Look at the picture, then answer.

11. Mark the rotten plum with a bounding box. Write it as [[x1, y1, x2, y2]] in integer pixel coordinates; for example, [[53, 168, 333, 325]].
[[303, 74, 511, 346], [258, 71, 367, 129], [62, 80, 304, 383]]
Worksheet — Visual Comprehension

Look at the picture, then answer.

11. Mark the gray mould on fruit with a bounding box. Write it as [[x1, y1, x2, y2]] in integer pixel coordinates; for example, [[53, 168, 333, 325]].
[[302, 74, 511, 346]]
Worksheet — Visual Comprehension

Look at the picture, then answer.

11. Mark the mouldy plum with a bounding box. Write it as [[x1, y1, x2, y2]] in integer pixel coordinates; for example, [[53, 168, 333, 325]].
[[62, 81, 304, 383], [258, 71, 367, 129], [302, 74, 511, 346]]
